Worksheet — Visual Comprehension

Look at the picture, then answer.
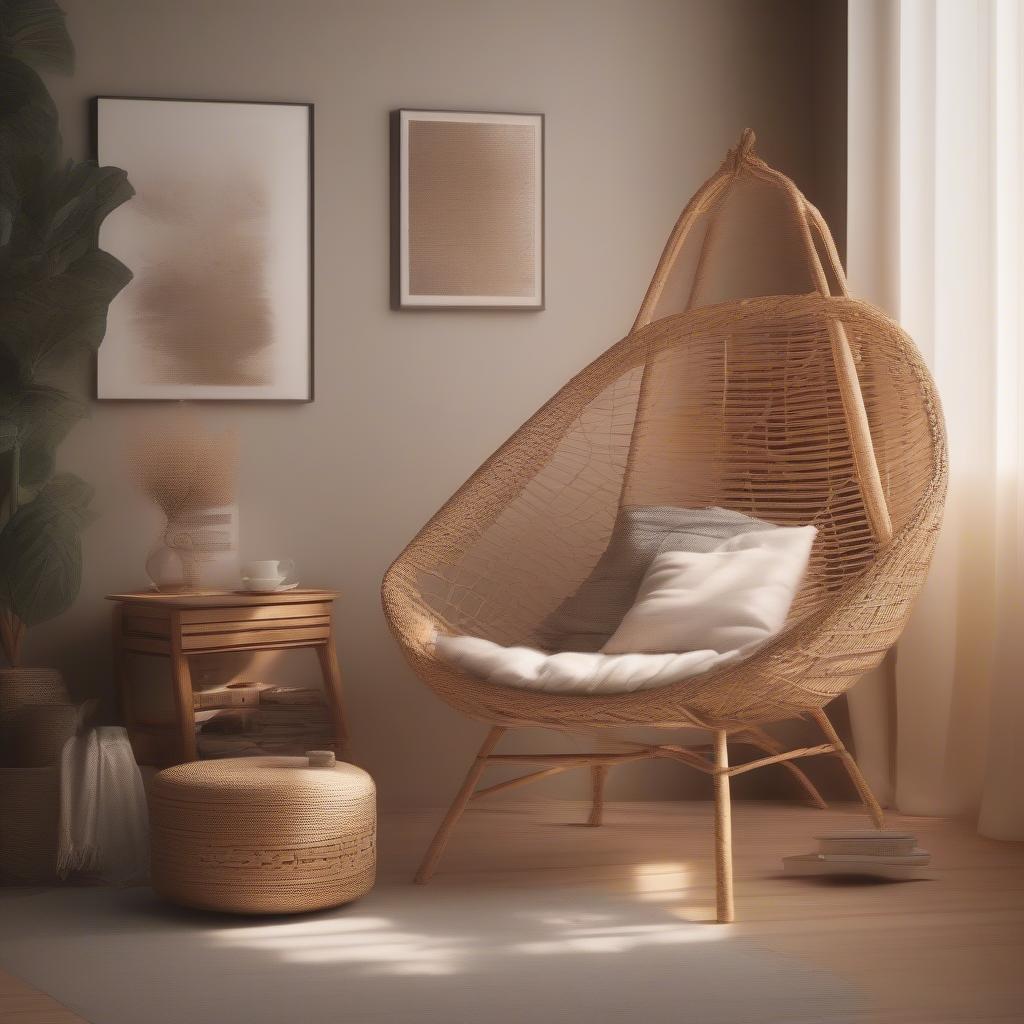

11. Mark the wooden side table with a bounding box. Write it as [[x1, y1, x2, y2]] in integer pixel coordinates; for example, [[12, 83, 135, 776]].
[[107, 589, 347, 766]]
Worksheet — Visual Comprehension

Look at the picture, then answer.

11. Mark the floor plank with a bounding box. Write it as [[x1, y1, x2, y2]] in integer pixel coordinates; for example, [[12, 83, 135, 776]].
[[0, 968, 85, 1024]]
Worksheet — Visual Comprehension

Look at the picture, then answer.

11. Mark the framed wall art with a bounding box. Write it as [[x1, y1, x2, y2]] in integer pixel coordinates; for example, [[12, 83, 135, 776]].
[[95, 97, 313, 400], [391, 109, 544, 310]]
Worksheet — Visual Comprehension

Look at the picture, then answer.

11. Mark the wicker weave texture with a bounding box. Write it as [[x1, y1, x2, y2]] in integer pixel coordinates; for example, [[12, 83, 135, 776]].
[[0, 668, 68, 723], [7, 704, 78, 768], [0, 766, 59, 883], [382, 132, 947, 731], [150, 756, 376, 915], [0, 670, 72, 882]]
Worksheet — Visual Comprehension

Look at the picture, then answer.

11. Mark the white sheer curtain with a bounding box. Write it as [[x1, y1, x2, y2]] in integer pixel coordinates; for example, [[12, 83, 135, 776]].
[[848, 0, 1024, 839]]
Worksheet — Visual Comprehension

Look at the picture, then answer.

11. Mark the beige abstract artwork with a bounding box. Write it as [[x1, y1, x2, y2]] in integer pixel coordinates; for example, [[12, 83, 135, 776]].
[[130, 174, 273, 387], [96, 98, 312, 400], [395, 110, 543, 308]]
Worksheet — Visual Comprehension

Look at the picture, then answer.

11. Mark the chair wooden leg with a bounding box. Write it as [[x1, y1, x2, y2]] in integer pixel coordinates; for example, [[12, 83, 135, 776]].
[[809, 708, 885, 828], [587, 764, 608, 826], [741, 725, 829, 810], [415, 726, 506, 884], [713, 730, 735, 923]]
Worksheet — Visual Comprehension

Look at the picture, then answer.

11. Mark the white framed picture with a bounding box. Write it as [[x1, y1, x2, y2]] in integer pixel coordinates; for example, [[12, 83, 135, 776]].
[[392, 109, 544, 310], [95, 97, 313, 400]]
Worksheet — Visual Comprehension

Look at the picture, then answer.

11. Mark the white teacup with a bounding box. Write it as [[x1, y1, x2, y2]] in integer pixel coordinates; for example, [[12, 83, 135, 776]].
[[242, 559, 295, 591], [244, 559, 293, 579]]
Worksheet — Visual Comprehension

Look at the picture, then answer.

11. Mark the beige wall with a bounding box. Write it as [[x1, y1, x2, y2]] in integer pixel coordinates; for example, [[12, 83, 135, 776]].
[[33, 0, 847, 807]]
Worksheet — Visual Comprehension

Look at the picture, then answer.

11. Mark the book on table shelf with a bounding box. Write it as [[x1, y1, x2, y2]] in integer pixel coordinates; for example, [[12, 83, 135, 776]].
[[193, 682, 324, 710], [193, 684, 332, 758]]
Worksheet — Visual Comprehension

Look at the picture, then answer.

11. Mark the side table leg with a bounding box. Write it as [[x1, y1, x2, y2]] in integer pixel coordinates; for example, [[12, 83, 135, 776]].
[[111, 604, 134, 731], [169, 612, 197, 763], [169, 652, 197, 763], [316, 639, 349, 755]]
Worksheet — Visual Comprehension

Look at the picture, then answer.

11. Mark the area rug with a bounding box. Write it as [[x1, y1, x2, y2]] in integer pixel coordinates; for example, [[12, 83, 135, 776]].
[[0, 882, 866, 1023]]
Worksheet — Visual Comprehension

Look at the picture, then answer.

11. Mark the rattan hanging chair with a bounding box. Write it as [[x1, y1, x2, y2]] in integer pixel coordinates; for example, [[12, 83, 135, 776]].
[[382, 130, 947, 922]]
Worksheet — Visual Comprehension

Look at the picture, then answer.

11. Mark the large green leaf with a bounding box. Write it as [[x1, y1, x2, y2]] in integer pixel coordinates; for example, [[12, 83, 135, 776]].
[[0, 248, 133, 373], [0, 0, 73, 72], [0, 471, 93, 626], [0, 421, 15, 527], [35, 161, 133, 275], [0, 56, 59, 248], [0, 381, 85, 485], [2, 160, 133, 278]]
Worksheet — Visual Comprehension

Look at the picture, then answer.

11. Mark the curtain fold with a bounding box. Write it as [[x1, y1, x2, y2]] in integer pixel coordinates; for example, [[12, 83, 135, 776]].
[[848, 0, 1024, 839]]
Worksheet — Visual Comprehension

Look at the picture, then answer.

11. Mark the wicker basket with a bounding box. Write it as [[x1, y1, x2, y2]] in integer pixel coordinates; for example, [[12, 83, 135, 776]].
[[0, 668, 69, 720], [150, 753, 376, 914], [0, 765, 60, 882], [7, 703, 79, 769], [0, 672, 74, 882]]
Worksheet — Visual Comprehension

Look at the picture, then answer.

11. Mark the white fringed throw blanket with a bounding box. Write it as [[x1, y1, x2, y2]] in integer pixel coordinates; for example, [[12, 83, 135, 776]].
[[58, 726, 149, 882]]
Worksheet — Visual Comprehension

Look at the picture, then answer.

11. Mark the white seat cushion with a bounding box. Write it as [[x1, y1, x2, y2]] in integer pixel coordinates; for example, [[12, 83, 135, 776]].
[[433, 633, 740, 695], [434, 521, 816, 695]]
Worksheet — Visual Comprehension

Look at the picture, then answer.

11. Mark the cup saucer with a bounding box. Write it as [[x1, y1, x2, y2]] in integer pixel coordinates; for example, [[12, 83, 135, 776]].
[[236, 581, 300, 594]]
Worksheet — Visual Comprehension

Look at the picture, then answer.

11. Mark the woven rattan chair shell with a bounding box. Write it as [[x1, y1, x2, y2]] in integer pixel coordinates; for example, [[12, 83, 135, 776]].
[[381, 131, 947, 918], [383, 140, 946, 730]]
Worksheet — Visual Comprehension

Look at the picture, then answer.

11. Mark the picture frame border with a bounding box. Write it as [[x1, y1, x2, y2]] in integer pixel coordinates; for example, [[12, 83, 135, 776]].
[[390, 107, 545, 312], [91, 95, 315, 403]]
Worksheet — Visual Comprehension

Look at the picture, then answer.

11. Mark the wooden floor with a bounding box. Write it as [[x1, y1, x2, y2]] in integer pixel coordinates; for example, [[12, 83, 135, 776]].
[[2, 798, 1023, 1024], [0, 970, 82, 1024]]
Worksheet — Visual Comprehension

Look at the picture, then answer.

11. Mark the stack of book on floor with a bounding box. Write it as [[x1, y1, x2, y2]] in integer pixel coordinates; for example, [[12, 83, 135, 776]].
[[195, 685, 334, 758], [783, 830, 932, 880]]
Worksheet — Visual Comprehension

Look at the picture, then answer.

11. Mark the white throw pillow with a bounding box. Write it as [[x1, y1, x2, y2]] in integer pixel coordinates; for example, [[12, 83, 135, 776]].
[[601, 525, 816, 656], [533, 506, 780, 653]]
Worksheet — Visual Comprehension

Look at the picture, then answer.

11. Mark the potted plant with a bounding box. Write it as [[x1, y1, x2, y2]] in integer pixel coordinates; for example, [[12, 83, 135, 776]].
[[0, 1, 133, 675]]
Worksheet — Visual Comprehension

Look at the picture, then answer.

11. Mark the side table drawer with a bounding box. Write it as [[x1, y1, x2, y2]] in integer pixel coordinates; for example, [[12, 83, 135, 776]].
[[182, 624, 330, 652], [178, 602, 332, 653]]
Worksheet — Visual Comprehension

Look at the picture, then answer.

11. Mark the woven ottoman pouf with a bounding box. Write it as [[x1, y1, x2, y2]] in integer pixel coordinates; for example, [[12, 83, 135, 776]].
[[150, 751, 375, 914]]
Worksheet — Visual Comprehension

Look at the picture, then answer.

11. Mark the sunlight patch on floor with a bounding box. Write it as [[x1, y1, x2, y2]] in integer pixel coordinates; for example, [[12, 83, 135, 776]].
[[632, 861, 694, 902], [513, 920, 725, 955], [517, 911, 614, 927], [207, 889, 723, 976], [212, 916, 465, 975], [286, 938, 466, 975]]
